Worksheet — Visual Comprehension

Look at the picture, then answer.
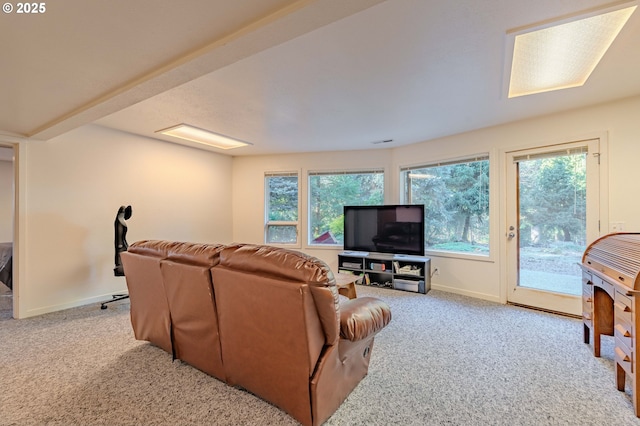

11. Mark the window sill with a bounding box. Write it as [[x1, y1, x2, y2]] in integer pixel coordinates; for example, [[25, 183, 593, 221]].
[[305, 244, 342, 251], [266, 242, 302, 249], [425, 250, 494, 262]]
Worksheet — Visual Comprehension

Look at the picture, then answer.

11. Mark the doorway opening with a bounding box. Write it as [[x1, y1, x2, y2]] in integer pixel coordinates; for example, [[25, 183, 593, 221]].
[[0, 145, 14, 320]]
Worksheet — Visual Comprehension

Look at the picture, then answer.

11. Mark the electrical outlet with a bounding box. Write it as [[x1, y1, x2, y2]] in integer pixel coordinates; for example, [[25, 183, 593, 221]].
[[611, 222, 625, 232]]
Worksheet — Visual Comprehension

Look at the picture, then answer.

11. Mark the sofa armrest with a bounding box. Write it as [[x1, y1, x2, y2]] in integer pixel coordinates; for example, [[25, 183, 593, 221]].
[[339, 297, 391, 341]]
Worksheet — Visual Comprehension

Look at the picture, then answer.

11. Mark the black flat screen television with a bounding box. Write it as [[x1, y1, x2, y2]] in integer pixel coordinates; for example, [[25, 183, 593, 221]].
[[343, 204, 425, 256]]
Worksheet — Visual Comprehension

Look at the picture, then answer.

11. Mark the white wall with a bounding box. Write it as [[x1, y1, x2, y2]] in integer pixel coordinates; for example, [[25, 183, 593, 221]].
[[0, 158, 13, 242], [17, 124, 233, 317], [232, 95, 640, 302]]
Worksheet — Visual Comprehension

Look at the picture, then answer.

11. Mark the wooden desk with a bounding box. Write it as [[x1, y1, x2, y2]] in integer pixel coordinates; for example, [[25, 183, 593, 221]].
[[335, 273, 359, 299], [582, 233, 640, 417]]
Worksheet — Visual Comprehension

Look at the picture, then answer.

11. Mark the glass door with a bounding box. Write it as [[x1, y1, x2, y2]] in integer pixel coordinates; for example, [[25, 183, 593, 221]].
[[506, 140, 600, 315]]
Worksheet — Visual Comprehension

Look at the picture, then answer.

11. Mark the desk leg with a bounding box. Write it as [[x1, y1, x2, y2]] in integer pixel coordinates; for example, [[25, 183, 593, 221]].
[[629, 372, 640, 417], [616, 363, 626, 392], [592, 327, 601, 357], [591, 289, 615, 358], [583, 323, 590, 344]]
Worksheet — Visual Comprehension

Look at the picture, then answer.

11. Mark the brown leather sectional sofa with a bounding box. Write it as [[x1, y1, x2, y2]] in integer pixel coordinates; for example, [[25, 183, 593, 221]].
[[120, 240, 392, 426]]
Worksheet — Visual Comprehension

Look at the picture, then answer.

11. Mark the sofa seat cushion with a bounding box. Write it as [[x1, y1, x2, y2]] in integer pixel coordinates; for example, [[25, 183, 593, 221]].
[[339, 297, 392, 341]]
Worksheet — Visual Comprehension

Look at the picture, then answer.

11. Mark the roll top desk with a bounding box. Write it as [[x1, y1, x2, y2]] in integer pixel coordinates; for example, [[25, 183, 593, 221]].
[[581, 233, 640, 416]]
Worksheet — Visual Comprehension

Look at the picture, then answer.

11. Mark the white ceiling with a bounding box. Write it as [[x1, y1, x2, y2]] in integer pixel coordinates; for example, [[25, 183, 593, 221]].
[[3, 0, 639, 156]]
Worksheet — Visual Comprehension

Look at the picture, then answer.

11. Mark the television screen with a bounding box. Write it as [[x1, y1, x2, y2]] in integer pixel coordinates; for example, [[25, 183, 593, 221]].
[[343, 205, 425, 256]]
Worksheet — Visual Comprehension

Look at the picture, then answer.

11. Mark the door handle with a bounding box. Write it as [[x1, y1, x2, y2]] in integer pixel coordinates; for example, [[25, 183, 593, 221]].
[[508, 232, 516, 239]]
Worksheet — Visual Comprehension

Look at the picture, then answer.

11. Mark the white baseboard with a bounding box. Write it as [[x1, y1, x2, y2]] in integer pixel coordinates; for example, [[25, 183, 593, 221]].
[[430, 283, 501, 304], [20, 290, 128, 319]]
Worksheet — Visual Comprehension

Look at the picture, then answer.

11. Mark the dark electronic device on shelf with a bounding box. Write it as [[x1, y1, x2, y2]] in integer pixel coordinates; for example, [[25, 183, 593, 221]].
[[343, 204, 425, 257]]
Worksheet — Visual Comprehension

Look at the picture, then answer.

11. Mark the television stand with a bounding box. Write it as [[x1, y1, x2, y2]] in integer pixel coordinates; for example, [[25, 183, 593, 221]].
[[338, 252, 430, 294]]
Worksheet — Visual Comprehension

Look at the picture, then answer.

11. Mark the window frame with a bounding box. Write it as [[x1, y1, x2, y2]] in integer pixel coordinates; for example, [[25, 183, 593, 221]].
[[264, 171, 300, 247], [307, 168, 385, 248], [400, 154, 491, 258]]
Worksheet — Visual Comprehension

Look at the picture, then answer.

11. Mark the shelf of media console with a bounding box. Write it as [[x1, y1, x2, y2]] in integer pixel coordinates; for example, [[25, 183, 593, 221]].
[[338, 251, 431, 294]]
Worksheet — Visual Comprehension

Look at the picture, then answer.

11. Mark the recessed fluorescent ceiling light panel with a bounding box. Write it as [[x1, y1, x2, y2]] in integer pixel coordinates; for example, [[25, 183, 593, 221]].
[[157, 124, 251, 149], [508, 4, 636, 98]]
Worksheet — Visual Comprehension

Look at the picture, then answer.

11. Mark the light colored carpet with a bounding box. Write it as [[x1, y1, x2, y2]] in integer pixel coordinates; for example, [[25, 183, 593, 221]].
[[1, 286, 639, 425]]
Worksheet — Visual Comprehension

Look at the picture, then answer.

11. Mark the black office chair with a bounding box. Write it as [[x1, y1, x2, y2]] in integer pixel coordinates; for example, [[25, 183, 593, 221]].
[[101, 205, 132, 309]]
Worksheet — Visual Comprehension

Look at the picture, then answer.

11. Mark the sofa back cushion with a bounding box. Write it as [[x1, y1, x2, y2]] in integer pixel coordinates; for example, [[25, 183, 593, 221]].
[[211, 266, 323, 426], [122, 240, 224, 359], [159, 242, 225, 380], [212, 244, 340, 426], [218, 244, 335, 284], [126, 239, 183, 258], [218, 244, 340, 343], [120, 250, 173, 353], [166, 241, 224, 267]]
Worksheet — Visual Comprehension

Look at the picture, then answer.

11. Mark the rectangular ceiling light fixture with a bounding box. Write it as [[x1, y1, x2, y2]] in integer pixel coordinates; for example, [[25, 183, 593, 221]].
[[156, 124, 252, 150], [507, 3, 637, 98]]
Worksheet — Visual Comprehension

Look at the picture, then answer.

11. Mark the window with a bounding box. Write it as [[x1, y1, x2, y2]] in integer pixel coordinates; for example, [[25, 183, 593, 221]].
[[308, 169, 384, 246], [265, 172, 299, 245], [401, 155, 489, 255]]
